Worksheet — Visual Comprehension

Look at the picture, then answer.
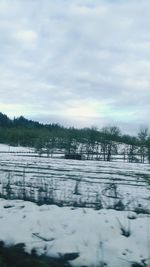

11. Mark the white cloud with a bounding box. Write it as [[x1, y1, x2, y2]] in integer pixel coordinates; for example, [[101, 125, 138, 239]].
[[0, 0, 150, 132], [14, 30, 38, 46]]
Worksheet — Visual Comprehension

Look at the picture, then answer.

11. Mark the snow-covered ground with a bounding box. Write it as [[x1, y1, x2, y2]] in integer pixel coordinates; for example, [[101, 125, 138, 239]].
[[0, 144, 150, 266], [0, 144, 34, 152], [0, 199, 149, 267], [0, 151, 149, 211]]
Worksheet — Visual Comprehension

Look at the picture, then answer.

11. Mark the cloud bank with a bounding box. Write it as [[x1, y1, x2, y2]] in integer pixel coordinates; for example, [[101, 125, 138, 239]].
[[0, 0, 150, 133]]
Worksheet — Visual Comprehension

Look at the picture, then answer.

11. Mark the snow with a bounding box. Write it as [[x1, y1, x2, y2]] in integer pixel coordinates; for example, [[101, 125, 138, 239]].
[[0, 151, 149, 212], [0, 144, 33, 152], [0, 144, 149, 266], [0, 199, 149, 267]]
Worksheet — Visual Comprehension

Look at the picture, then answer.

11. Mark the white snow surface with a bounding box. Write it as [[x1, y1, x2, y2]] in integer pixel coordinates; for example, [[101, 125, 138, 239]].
[[0, 144, 33, 152], [0, 199, 150, 267], [0, 144, 150, 266], [0, 148, 150, 211]]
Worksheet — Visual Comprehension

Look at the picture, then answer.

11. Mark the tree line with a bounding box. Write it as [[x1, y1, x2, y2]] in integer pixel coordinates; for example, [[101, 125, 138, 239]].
[[0, 112, 150, 163]]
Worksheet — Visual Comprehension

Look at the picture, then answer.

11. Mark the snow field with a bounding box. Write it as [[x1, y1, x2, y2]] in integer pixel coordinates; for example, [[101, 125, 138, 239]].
[[0, 199, 149, 267]]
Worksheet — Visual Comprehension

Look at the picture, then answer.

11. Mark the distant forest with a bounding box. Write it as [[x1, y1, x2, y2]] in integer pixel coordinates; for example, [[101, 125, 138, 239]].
[[0, 112, 150, 163]]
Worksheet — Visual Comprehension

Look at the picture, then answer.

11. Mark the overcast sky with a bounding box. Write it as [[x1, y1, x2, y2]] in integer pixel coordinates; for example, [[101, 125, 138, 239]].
[[0, 0, 150, 133]]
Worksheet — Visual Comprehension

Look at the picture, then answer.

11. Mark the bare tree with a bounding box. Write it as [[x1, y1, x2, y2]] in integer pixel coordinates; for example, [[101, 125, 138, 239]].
[[101, 126, 121, 161], [138, 127, 149, 163]]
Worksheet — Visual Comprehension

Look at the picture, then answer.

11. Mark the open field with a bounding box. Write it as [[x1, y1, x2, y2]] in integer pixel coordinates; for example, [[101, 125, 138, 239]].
[[0, 149, 150, 212], [0, 145, 150, 267]]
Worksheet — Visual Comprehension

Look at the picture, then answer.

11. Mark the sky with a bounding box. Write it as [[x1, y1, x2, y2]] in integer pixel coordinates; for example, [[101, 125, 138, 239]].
[[0, 0, 150, 134]]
